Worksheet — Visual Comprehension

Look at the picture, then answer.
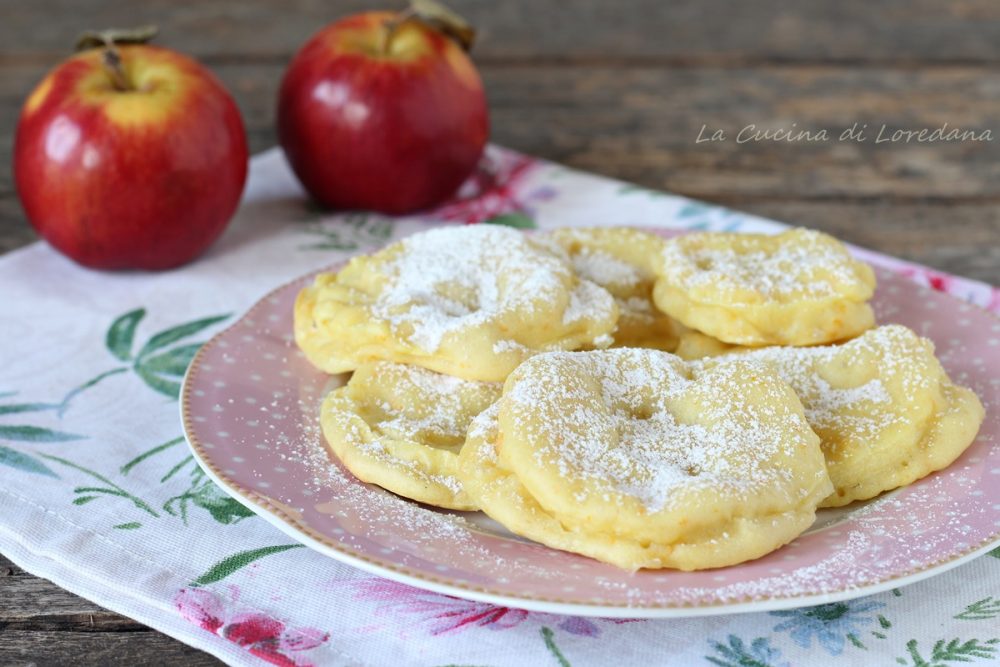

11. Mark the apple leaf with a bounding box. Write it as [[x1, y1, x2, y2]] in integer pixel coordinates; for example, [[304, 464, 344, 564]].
[[411, 0, 476, 50], [0, 446, 59, 477], [135, 314, 229, 361], [76, 25, 159, 51], [106, 308, 146, 361], [0, 425, 85, 443]]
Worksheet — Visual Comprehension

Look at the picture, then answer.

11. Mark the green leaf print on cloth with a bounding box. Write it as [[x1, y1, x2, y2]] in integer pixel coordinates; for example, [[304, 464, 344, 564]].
[[617, 184, 669, 199], [705, 635, 790, 667], [897, 638, 1000, 666], [770, 599, 885, 656], [190, 544, 304, 586], [482, 212, 537, 229], [105, 307, 146, 361], [0, 424, 84, 442], [120, 436, 185, 475], [39, 453, 160, 519], [9, 431, 256, 531], [58, 308, 230, 411], [0, 402, 58, 415], [0, 393, 81, 478], [299, 212, 394, 251], [130, 312, 230, 398], [955, 597, 1000, 621], [0, 445, 58, 478], [135, 315, 228, 360], [540, 626, 571, 667], [163, 457, 254, 525], [0, 306, 246, 531], [119, 435, 254, 528]]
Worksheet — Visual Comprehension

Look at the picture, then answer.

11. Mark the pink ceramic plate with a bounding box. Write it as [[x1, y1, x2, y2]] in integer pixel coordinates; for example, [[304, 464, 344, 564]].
[[181, 231, 1000, 618]]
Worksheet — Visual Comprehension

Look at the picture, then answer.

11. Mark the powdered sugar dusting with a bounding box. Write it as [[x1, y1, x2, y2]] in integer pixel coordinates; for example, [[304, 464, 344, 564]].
[[367, 364, 497, 445], [278, 391, 556, 578], [370, 226, 611, 352], [562, 279, 616, 326], [492, 339, 529, 355], [325, 363, 501, 495], [264, 400, 475, 543], [702, 325, 935, 438], [571, 249, 643, 288], [505, 348, 815, 513], [660, 229, 873, 299]]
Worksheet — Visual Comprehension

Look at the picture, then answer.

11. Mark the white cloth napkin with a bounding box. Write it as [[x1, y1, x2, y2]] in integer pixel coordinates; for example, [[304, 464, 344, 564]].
[[1, 146, 998, 667]]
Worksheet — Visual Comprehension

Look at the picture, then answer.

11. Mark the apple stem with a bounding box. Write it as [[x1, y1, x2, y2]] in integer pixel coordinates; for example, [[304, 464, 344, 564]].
[[77, 28, 158, 92], [101, 44, 132, 92], [380, 8, 416, 55]]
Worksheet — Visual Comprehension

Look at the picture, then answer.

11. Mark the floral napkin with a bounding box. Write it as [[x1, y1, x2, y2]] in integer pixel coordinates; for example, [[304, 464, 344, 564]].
[[1, 146, 998, 667]]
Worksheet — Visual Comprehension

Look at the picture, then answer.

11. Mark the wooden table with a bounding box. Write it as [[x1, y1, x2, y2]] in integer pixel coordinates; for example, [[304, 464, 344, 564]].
[[2, 1, 998, 663]]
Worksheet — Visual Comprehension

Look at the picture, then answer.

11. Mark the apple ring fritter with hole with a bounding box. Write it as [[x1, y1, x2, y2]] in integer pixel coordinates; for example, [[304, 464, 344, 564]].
[[458, 348, 832, 571], [295, 225, 618, 382], [653, 228, 876, 346], [320, 361, 501, 510], [540, 227, 681, 350], [696, 324, 985, 507]]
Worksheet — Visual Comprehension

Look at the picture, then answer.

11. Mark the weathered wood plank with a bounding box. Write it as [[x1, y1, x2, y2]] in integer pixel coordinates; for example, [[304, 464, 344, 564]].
[[0, 629, 222, 666], [0, 196, 36, 252], [0, 553, 220, 664], [0, 555, 145, 631], [484, 66, 1000, 200], [3, 63, 999, 202], [5, 0, 1000, 64]]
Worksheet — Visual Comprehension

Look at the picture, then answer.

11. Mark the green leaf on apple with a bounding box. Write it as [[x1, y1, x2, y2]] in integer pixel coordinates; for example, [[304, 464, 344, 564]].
[[410, 0, 476, 50], [106, 308, 146, 361], [75, 25, 159, 52], [482, 212, 537, 229]]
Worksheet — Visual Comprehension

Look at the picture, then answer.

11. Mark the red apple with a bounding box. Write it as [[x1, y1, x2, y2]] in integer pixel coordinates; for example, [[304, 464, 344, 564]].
[[277, 10, 488, 214], [14, 38, 248, 270]]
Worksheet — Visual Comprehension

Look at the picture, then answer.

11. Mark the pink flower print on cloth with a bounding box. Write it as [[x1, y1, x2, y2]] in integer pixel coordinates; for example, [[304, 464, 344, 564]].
[[350, 577, 642, 638], [174, 587, 329, 667], [430, 147, 555, 224]]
